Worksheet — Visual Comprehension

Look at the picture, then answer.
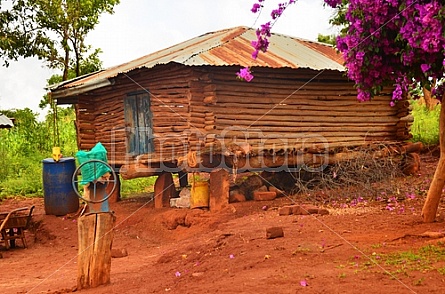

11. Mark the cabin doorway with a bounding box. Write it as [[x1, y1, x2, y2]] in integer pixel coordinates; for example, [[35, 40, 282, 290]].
[[124, 92, 154, 155]]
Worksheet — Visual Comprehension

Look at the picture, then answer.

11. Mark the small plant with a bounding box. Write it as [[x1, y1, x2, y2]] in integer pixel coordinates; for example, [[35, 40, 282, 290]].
[[413, 277, 425, 286], [292, 246, 311, 255], [437, 266, 445, 275], [371, 243, 382, 249], [338, 273, 347, 279]]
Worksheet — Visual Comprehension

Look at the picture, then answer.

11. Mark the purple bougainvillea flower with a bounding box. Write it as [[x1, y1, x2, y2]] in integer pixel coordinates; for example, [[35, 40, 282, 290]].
[[324, 0, 342, 8], [386, 205, 395, 211], [229, 254, 235, 259], [406, 192, 416, 200], [236, 67, 254, 82], [175, 271, 181, 277], [251, 3, 261, 13], [300, 280, 308, 287], [421, 63, 431, 73]]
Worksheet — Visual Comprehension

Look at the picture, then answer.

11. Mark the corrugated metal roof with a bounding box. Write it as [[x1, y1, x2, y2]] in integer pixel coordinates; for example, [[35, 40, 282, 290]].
[[0, 114, 14, 128], [50, 26, 344, 98]]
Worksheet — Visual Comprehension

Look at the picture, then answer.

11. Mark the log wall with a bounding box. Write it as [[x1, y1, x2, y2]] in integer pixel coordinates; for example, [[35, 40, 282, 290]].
[[198, 66, 410, 155], [73, 64, 411, 178], [76, 64, 193, 166]]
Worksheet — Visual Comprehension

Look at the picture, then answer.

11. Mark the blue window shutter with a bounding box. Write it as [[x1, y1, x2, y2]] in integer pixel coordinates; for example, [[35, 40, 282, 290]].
[[124, 92, 154, 155]]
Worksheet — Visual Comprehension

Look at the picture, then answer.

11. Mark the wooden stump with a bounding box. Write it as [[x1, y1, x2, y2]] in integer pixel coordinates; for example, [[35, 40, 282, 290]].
[[77, 212, 116, 289]]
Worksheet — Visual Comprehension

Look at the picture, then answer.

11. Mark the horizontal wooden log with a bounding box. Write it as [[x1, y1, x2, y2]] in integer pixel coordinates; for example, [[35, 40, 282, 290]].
[[120, 163, 162, 179], [210, 106, 396, 117], [79, 134, 96, 141], [189, 122, 205, 129], [190, 117, 206, 124], [214, 94, 391, 105], [79, 122, 96, 129], [153, 143, 187, 149], [399, 114, 414, 122], [153, 126, 189, 133], [212, 125, 397, 134], [215, 119, 397, 128], [204, 125, 216, 131], [153, 122, 188, 127], [189, 82, 216, 92], [214, 114, 399, 123], [214, 102, 395, 112], [203, 96, 217, 104], [150, 106, 188, 113], [190, 112, 206, 118]]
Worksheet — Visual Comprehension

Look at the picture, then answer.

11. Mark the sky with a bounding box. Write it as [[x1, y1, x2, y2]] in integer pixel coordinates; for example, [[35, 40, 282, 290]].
[[0, 0, 337, 116]]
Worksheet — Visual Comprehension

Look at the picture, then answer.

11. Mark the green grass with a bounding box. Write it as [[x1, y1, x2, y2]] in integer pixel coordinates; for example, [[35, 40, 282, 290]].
[[371, 245, 445, 277], [410, 100, 440, 145], [340, 244, 445, 284], [120, 176, 157, 198], [0, 154, 44, 198]]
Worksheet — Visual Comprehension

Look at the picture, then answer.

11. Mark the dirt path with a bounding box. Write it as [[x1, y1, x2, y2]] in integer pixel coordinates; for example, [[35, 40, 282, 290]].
[[1, 154, 445, 294]]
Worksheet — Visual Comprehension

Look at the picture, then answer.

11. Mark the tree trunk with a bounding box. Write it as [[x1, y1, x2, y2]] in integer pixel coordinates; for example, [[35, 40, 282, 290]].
[[422, 99, 444, 222], [422, 85, 437, 111], [62, 29, 70, 81]]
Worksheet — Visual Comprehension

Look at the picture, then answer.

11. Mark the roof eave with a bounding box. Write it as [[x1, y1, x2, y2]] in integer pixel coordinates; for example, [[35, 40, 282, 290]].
[[51, 78, 112, 100]]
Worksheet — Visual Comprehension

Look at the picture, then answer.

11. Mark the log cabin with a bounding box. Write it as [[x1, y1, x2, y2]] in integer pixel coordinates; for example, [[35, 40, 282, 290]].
[[48, 26, 412, 205]]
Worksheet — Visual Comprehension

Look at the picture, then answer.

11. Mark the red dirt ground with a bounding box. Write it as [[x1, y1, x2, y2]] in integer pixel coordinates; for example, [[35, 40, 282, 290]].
[[1, 153, 445, 294]]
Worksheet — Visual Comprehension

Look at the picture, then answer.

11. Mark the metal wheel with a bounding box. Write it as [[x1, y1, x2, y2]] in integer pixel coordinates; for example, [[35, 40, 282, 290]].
[[72, 159, 117, 203]]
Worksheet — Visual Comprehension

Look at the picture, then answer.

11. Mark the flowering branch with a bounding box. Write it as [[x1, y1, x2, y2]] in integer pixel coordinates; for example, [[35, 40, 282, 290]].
[[250, 0, 296, 59]]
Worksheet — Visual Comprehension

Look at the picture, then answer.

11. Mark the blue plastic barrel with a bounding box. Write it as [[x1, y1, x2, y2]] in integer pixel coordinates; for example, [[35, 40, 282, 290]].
[[42, 157, 79, 215]]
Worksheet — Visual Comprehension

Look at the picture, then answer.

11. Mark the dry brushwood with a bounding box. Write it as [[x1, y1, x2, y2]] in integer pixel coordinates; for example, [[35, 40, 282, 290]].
[[273, 144, 407, 201]]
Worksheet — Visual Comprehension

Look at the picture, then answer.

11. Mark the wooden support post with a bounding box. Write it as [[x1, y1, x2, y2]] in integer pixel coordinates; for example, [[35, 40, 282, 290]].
[[154, 172, 176, 208], [77, 212, 115, 289], [178, 171, 189, 188], [209, 169, 229, 212]]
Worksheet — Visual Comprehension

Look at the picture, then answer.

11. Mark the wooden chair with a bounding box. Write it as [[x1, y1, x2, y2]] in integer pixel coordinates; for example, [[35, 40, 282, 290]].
[[0, 206, 35, 250]]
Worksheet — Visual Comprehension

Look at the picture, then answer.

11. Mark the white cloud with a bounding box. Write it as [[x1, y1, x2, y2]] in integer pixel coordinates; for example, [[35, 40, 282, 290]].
[[0, 58, 55, 112]]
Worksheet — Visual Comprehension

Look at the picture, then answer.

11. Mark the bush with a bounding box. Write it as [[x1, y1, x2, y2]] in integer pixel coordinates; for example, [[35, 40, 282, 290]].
[[410, 100, 440, 146], [0, 107, 77, 199]]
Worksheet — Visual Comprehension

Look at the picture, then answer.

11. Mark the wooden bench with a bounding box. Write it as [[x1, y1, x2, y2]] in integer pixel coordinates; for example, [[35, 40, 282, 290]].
[[0, 206, 35, 250]]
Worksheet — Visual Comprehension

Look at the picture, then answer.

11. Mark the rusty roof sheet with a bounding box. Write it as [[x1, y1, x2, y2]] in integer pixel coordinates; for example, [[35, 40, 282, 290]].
[[0, 114, 13, 128], [50, 26, 344, 98]]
